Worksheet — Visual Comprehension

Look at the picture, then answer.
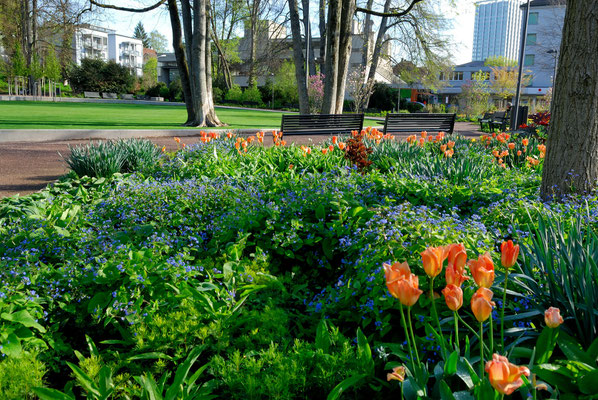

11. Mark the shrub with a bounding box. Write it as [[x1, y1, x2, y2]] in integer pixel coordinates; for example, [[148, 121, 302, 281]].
[[68, 58, 135, 94], [212, 86, 223, 103], [225, 84, 243, 103], [242, 85, 263, 105], [368, 83, 398, 111], [0, 353, 46, 399], [168, 78, 183, 102]]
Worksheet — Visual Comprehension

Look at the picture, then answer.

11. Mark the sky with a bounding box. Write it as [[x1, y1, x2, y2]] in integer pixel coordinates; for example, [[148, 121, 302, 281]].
[[99, 0, 477, 65]]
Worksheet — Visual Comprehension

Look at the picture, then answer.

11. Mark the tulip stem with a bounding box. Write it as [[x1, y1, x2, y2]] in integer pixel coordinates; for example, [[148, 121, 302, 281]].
[[480, 322, 484, 381], [429, 277, 446, 359], [407, 307, 422, 366], [454, 311, 460, 353], [501, 270, 509, 352], [456, 314, 490, 354], [399, 303, 417, 374], [489, 312, 494, 356]]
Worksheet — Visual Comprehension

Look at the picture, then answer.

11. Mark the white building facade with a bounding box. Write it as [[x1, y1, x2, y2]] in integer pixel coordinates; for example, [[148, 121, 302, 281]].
[[72, 24, 143, 77], [472, 0, 523, 62]]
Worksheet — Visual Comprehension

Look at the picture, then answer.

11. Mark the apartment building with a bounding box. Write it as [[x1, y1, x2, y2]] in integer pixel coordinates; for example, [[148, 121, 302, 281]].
[[72, 24, 143, 77], [472, 0, 523, 62]]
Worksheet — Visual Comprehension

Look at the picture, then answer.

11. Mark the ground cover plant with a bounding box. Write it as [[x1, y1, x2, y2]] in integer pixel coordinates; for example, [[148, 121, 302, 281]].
[[1, 129, 597, 399]]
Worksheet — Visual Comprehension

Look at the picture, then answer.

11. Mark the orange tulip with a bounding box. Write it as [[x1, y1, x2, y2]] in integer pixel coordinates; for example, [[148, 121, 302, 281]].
[[446, 243, 467, 270], [545, 307, 564, 328], [471, 287, 495, 322], [447, 140, 455, 149], [500, 240, 519, 269], [383, 262, 422, 307], [161, 146, 166, 153], [508, 142, 515, 150], [517, 150, 522, 156], [174, 137, 181, 143], [329, 144, 334, 152], [421, 246, 446, 278], [442, 284, 463, 311], [338, 142, 346, 150], [387, 366, 406, 382], [332, 136, 338, 144], [440, 144, 447, 152], [522, 138, 529, 146], [468, 253, 495, 288], [321, 148, 328, 155], [485, 354, 530, 395]]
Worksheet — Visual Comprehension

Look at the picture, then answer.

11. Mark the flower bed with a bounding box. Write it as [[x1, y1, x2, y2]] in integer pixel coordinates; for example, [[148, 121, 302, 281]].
[[1, 129, 597, 398]]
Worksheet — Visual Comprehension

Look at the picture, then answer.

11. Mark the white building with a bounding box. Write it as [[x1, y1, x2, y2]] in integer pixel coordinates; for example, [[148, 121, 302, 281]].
[[108, 33, 143, 77], [472, 0, 523, 62], [72, 24, 143, 77]]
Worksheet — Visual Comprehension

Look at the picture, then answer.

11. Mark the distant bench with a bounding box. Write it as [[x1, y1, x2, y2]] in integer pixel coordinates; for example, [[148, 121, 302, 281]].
[[383, 113, 456, 135], [280, 114, 364, 136], [101, 92, 117, 99], [121, 94, 134, 100], [84, 91, 101, 99]]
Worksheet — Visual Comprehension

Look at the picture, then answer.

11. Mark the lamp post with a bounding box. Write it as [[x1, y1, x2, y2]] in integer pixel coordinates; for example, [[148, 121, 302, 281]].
[[511, 0, 531, 131], [270, 73, 275, 109], [547, 49, 558, 94]]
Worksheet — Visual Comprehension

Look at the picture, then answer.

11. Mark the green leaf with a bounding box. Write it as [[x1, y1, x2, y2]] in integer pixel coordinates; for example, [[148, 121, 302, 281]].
[[327, 374, 367, 400], [356, 328, 374, 375], [535, 327, 558, 364], [164, 347, 202, 400], [67, 362, 100, 397], [32, 388, 75, 400], [315, 204, 326, 220], [98, 366, 115, 400], [315, 319, 330, 354], [1, 333, 22, 357], [533, 364, 578, 393], [439, 380, 456, 400], [127, 352, 173, 361], [579, 370, 598, 395], [87, 292, 110, 315], [558, 331, 595, 366], [1, 310, 46, 332], [139, 374, 163, 400], [444, 351, 459, 375]]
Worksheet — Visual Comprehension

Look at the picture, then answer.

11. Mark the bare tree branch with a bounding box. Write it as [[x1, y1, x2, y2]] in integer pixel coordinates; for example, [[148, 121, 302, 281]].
[[89, 0, 166, 13], [355, 0, 423, 17]]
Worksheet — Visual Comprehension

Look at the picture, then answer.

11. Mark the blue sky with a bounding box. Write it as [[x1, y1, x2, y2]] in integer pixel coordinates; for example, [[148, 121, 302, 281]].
[[101, 0, 476, 65]]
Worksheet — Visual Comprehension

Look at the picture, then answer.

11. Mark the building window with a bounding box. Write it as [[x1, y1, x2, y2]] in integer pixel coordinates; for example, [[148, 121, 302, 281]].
[[524, 54, 535, 66], [528, 12, 538, 25], [527, 33, 537, 45], [439, 72, 446, 80], [452, 72, 464, 81]]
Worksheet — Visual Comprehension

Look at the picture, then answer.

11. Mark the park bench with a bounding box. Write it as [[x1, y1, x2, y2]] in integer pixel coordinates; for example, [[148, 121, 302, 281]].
[[280, 114, 364, 136], [101, 92, 117, 99], [121, 94, 134, 100], [149, 96, 164, 102], [382, 113, 456, 135], [84, 91, 101, 99], [489, 111, 509, 132], [479, 112, 494, 130]]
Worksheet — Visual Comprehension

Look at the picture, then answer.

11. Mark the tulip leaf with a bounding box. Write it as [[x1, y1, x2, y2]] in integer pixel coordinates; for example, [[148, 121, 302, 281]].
[[32, 388, 76, 400], [535, 327, 558, 364], [439, 380, 456, 400], [533, 364, 577, 393], [558, 331, 594, 366], [1, 310, 47, 333], [579, 370, 598, 395], [315, 319, 330, 354], [326, 374, 367, 400], [588, 336, 598, 361], [356, 328, 374, 375], [444, 351, 459, 375]]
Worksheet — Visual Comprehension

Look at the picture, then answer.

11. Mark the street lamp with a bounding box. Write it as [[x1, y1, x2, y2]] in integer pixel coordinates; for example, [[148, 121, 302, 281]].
[[547, 49, 558, 94], [270, 73, 275, 109]]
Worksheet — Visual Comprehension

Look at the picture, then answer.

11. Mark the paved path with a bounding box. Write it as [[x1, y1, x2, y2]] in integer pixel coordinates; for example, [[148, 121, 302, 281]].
[[0, 122, 481, 199]]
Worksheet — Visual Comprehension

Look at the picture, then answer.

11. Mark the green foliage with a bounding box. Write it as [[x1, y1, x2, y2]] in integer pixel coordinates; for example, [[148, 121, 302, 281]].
[[44, 47, 62, 82], [30, 52, 44, 80], [63, 138, 161, 178], [484, 56, 518, 67], [142, 57, 158, 89], [146, 81, 168, 98], [68, 58, 135, 94], [368, 83, 398, 112], [0, 352, 47, 399], [147, 31, 169, 53], [274, 60, 299, 107], [133, 22, 150, 48], [10, 42, 27, 77], [241, 84, 263, 105], [224, 84, 243, 102], [168, 79, 183, 102]]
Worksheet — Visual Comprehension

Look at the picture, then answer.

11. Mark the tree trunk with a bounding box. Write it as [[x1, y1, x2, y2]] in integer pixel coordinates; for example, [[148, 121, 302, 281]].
[[203, 0, 222, 125], [167, 0, 195, 124], [334, 0, 355, 114], [321, 0, 340, 114], [247, 14, 258, 87], [540, 0, 598, 198], [287, 0, 309, 114], [301, 0, 316, 76], [362, 0, 373, 66], [362, 0, 391, 109], [318, 0, 326, 74]]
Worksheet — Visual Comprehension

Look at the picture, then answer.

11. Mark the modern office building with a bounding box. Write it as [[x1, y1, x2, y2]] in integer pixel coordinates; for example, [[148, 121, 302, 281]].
[[72, 24, 143, 77], [472, 0, 523, 62]]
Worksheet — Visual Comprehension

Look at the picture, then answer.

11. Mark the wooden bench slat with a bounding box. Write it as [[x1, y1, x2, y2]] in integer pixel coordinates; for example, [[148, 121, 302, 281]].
[[383, 113, 456, 135], [281, 114, 364, 136]]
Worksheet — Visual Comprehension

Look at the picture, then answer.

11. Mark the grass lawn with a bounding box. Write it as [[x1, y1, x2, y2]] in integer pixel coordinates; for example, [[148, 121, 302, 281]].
[[0, 101, 381, 130]]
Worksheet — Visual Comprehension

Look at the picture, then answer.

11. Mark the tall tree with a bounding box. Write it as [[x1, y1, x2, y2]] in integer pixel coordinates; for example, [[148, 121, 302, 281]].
[[540, 0, 598, 198], [287, 0, 309, 113], [133, 21, 150, 48], [147, 30, 169, 52], [91, 0, 223, 127]]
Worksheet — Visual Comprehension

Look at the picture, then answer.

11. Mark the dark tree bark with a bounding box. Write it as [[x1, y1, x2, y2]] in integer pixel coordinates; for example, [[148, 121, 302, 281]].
[[318, 0, 326, 72], [540, 0, 598, 198], [301, 0, 316, 76], [361, 0, 374, 66], [287, 0, 309, 114], [334, 0, 355, 113], [321, 0, 341, 114]]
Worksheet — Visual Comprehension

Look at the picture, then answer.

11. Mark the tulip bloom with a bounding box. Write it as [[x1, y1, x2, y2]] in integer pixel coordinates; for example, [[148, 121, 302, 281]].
[[383, 262, 422, 307], [471, 287, 495, 322], [468, 253, 495, 288], [545, 307, 564, 328], [386, 366, 406, 382], [485, 354, 530, 395], [500, 240, 519, 269], [442, 284, 463, 311], [508, 142, 515, 150], [421, 246, 446, 278], [383, 262, 411, 297], [446, 243, 467, 270]]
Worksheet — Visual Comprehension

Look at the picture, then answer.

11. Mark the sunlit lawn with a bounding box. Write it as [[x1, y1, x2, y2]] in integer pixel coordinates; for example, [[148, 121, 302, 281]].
[[0, 101, 380, 130]]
